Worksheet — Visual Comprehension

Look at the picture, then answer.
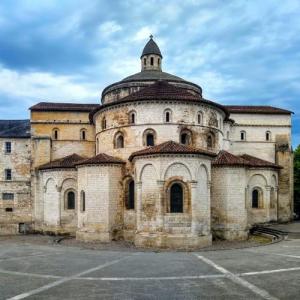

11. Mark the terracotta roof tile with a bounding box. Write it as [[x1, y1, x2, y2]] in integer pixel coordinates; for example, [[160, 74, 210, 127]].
[[75, 153, 125, 166], [39, 154, 84, 170], [225, 105, 292, 115], [129, 141, 216, 161], [213, 150, 282, 169], [30, 102, 99, 112]]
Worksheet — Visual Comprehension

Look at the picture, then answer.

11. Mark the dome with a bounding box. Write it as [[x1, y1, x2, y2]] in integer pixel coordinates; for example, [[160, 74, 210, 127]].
[[141, 35, 162, 58], [121, 70, 184, 82]]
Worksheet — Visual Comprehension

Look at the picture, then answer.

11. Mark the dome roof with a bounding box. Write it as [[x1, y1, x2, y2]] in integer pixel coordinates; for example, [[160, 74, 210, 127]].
[[121, 70, 184, 83], [141, 36, 162, 58]]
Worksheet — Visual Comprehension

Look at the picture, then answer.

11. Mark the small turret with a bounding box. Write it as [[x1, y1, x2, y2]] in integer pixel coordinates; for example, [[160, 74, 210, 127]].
[[141, 35, 162, 71]]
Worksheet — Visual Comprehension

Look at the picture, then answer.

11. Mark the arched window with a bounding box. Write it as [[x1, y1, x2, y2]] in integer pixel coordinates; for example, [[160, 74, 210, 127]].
[[240, 131, 246, 141], [266, 131, 271, 141], [197, 112, 203, 125], [150, 57, 154, 65], [81, 191, 85, 212], [129, 111, 136, 124], [164, 109, 172, 123], [126, 180, 135, 209], [180, 130, 192, 145], [170, 183, 183, 213], [143, 129, 156, 146], [80, 129, 86, 140], [67, 191, 75, 210], [115, 133, 124, 149], [144, 58, 146, 66], [252, 189, 259, 208], [52, 128, 59, 140], [146, 133, 154, 146], [102, 117, 106, 130]]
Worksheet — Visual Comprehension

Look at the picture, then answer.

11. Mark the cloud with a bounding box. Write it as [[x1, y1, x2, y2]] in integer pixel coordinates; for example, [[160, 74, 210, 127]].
[[97, 21, 122, 38]]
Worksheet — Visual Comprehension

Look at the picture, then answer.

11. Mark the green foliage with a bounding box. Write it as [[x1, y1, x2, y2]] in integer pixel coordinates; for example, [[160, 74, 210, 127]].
[[294, 145, 300, 200]]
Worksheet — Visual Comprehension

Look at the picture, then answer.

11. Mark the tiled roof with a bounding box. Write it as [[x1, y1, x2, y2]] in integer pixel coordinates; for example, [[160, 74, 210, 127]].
[[212, 150, 282, 169], [118, 81, 201, 102], [0, 120, 30, 138], [129, 140, 217, 161], [30, 102, 99, 112], [141, 37, 162, 58], [225, 105, 292, 115], [39, 154, 84, 170], [75, 153, 125, 166]]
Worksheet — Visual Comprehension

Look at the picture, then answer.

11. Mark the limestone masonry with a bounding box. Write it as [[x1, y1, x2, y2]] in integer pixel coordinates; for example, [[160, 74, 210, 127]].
[[0, 37, 294, 248]]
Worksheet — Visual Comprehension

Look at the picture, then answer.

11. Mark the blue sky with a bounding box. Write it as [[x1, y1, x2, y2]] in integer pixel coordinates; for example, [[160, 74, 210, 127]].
[[0, 0, 299, 147]]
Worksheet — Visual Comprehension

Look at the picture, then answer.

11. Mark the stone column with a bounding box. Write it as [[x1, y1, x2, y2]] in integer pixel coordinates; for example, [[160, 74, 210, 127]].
[[136, 181, 142, 232], [265, 185, 271, 221]]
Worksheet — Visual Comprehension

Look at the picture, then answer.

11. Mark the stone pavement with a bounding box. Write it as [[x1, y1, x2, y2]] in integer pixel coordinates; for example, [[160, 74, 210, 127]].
[[0, 234, 300, 299], [267, 221, 300, 238]]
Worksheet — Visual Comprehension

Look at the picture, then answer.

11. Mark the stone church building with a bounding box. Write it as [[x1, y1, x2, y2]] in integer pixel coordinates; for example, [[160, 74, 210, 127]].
[[0, 37, 294, 248]]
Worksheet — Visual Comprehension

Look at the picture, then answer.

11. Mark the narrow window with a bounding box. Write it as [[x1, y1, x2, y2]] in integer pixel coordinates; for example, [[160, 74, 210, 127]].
[[53, 129, 59, 140], [197, 113, 202, 124], [144, 58, 146, 66], [81, 191, 85, 212], [81, 129, 86, 140], [150, 57, 154, 65], [96, 138, 99, 154], [116, 134, 124, 148], [146, 133, 154, 146], [207, 135, 213, 148], [102, 117, 106, 130], [252, 189, 259, 208], [170, 183, 183, 213], [5, 208, 13, 212], [181, 133, 188, 145], [127, 180, 135, 209], [240, 131, 246, 141], [67, 191, 75, 210], [5, 142, 11, 153], [2, 193, 14, 200], [158, 58, 160, 65], [166, 112, 170, 123], [129, 112, 136, 124], [5, 169, 12, 181], [266, 131, 271, 141]]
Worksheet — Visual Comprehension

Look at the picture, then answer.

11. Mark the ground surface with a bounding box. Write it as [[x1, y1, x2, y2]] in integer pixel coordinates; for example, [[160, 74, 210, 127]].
[[0, 232, 299, 300]]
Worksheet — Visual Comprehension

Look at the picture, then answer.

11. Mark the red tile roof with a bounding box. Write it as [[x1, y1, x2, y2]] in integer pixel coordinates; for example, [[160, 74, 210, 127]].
[[212, 150, 282, 169], [39, 154, 84, 170], [30, 102, 99, 112], [225, 105, 292, 115], [75, 153, 125, 166], [129, 140, 217, 161]]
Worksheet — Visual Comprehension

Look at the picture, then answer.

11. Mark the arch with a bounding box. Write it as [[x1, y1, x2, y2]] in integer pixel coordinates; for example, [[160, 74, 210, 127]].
[[52, 128, 59, 140], [197, 111, 203, 125], [44, 177, 57, 192], [248, 173, 268, 187], [80, 190, 85, 212], [170, 183, 183, 213], [80, 128, 87, 140], [101, 117, 107, 130], [129, 110, 136, 124], [139, 163, 158, 182], [196, 163, 209, 182], [164, 109, 172, 123], [180, 129, 192, 145], [271, 174, 277, 187], [240, 130, 246, 141], [266, 131, 271, 141], [143, 128, 157, 146], [65, 189, 76, 210], [164, 162, 192, 182], [114, 131, 124, 149]]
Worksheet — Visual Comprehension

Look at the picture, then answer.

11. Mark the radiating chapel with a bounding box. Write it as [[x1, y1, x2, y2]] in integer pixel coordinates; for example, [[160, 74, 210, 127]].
[[0, 37, 294, 248]]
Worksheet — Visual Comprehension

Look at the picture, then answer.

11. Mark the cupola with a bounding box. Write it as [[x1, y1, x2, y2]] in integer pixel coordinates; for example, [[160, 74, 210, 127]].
[[141, 35, 162, 71]]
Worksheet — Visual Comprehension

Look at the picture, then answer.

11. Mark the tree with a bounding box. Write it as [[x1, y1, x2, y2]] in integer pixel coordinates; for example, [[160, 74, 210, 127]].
[[294, 145, 300, 218]]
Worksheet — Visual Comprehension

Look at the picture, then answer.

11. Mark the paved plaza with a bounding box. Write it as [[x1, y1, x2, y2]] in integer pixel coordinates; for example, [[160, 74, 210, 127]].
[[0, 236, 299, 299]]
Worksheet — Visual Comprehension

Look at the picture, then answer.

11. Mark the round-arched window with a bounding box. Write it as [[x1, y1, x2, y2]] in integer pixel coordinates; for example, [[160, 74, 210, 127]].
[[170, 183, 183, 213], [67, 191, 75, 210]]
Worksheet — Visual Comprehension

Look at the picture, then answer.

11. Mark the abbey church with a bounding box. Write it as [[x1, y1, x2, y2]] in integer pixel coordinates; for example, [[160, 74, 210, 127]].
[[0, 37, 293, 248]]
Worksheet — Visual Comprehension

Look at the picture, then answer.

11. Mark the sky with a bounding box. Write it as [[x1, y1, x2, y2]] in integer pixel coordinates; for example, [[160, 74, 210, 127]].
[[0, 0, 299, 147]]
